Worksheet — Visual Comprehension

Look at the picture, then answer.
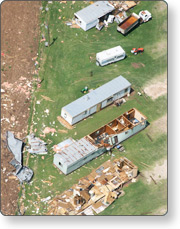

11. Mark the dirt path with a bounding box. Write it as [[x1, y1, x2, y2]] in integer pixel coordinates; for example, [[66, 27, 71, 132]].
[[147, 114, 167, 138], [1, 1, 41, 215], [143, 72, 167, 100], [143, 159, 167, 185]]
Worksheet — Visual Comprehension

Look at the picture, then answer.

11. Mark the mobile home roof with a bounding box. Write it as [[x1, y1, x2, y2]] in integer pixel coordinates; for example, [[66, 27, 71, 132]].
[[57, 137, 98, 167], [62, 75, 131, 118], [74, 1, 115, 24], [96, 46, 125, 60]]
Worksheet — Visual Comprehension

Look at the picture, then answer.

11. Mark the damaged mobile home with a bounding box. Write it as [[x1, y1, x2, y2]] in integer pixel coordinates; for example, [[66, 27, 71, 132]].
[[54, 108, 147, 175], [48, 157, 138, 215], [74, 1, 115, 31], [6, 131, 33, 183], [61, 75, 131, 125]]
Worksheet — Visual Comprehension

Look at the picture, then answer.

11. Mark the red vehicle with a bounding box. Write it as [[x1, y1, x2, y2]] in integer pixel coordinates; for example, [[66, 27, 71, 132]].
[[131, 48, 144, 55]]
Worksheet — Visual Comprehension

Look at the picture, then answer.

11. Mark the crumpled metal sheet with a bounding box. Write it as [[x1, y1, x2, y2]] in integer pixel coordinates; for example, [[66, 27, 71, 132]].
[[27, 133, 48, 155], [6, 131, 33, 183]]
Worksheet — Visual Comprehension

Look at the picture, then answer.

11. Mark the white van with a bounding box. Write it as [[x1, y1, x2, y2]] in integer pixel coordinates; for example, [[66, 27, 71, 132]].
[[96, 45, 126, 66]]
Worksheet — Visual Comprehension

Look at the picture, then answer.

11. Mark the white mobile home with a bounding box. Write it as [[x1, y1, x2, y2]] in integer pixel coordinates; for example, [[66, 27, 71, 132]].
[[96, 45, 126, 66], [61, 76, 131, 125], [74, 1, 115, 31]]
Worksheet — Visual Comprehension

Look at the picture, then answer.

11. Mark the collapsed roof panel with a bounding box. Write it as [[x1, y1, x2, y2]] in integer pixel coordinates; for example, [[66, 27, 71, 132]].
[[6, 131, 23, 164], [55, 137, 98, 167], [6, 131, 33, 183]]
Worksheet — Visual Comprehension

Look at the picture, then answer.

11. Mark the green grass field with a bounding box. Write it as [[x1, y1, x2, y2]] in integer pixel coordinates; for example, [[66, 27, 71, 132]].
[[20, 1, 167, 215]]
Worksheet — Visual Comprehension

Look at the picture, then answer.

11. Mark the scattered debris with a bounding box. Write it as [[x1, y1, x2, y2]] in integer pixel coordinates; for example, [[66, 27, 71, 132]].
[[116, 144, 125, 152], [58, 129, 68, 134], [44, 109, 49, 114], [41, 196, 51, 202], [41, 95, 54, 102], [27, 133, 48, 155], [114, 98, 126, 107], [43, 127, 57, 134]]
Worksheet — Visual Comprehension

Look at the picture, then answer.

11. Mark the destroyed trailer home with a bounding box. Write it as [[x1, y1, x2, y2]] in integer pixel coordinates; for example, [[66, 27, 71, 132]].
[[48, 157, 138, 215], [54, 108, 147, 175], [61, 75, 131, 125], [6, 131, 33, 183], [74, 1, 115, 31]]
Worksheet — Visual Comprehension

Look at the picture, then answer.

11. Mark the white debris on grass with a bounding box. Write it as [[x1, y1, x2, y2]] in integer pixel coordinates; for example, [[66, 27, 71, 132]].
[[44, 109, 49, 114], [41, 196, 51, 202]]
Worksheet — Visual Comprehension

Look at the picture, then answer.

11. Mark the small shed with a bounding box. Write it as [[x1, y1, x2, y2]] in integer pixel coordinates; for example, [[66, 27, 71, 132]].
[[74, 1, 115, 31], [61, 75, 131, 125]]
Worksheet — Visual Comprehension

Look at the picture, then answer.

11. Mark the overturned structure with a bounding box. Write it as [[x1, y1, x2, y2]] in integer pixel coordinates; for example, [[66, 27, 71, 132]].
[[6, 131, 33, 183], [54, 108, 147, 175], [48, 157, 138, 215]]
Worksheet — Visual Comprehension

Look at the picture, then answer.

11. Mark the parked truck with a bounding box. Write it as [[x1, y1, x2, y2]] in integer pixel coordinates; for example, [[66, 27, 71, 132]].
[[117, 12, 140, 35], [117, 11, 152, 35]]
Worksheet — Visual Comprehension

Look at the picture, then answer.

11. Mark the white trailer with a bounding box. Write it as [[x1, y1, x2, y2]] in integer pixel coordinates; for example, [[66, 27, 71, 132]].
[[96, 45, 126, 66]]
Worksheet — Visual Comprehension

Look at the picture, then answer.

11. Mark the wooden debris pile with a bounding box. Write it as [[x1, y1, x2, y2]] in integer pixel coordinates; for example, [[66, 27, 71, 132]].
[[47, 157, 138, 215]]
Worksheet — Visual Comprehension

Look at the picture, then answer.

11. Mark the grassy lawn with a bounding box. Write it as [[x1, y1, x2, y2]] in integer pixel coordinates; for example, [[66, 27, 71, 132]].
[[21, 1, 167, 215]]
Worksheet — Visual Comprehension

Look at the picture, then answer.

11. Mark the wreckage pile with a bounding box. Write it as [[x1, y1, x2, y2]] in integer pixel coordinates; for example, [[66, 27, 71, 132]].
[[26, 133, 48, 155], [6, 131, 48, 183], [47, 157, 138, 215], [6, 131, 33, 183]]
